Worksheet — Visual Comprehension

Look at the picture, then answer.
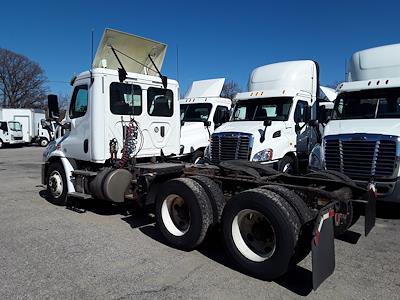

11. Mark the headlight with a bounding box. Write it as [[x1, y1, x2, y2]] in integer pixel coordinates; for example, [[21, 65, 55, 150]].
[[252, 148, 273, 162]]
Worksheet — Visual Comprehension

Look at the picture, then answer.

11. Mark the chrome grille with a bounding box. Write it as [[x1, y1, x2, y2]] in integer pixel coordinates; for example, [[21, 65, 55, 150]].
[[210, 133, 251, 164], [324, 135, 397, 179]]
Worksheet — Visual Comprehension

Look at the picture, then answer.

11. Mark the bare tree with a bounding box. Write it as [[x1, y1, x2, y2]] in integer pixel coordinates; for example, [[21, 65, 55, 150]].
[[0, 48, 47, 108], [221, 80, 241, 102]]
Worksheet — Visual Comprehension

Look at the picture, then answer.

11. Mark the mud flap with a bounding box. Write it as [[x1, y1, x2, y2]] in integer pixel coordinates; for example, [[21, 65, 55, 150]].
[[312, 206, 335, 290], [364, 186, 376, 237]]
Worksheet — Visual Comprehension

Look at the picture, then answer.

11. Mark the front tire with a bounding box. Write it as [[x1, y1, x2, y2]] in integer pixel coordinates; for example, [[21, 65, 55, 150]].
[[278, 155, 296, 174], [191, 150, 204, 164], [40, 138, 49, 147], [155, 178, 213, 250], [222, 188, 301, 280], [46, 162, 68, 206]]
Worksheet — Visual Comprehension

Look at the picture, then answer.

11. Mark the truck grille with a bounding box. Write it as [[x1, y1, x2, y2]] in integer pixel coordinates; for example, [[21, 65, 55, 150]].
[[210, 133, 252, 164], [13, 137, 23, 141], [324, 135, 397, 179]]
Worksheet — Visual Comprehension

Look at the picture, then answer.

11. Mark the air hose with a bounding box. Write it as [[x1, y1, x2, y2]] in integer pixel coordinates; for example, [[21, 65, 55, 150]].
[[119, 119, 138, 168]]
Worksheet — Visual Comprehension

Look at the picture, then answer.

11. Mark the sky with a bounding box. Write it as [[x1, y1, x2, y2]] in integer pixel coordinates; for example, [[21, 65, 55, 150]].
[[0, 0, 399, 97]]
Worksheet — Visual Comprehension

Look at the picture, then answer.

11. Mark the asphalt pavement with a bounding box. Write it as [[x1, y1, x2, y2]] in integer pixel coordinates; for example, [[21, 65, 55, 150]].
[[0, 146, 399, 299]]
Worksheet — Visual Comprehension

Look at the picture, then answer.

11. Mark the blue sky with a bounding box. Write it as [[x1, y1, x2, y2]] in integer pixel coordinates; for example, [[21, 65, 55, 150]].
[[0, 0, 399, 97]]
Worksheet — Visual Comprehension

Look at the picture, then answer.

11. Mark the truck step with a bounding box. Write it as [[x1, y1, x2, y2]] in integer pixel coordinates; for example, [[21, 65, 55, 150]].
[[68, 192, 93, 200], [72, 170, 98, 177]]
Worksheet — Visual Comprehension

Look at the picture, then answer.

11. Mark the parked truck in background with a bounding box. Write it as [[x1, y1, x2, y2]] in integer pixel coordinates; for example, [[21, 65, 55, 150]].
[[0, 120, 24, 148], [180, 78, 231, 162], [205, 60, 327, 174], [40, 29, 376, 290], [311, 43, 400, 203], [0, 108, 51, 146]]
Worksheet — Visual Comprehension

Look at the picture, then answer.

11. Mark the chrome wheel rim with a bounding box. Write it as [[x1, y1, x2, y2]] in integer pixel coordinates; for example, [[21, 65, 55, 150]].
[[48, 170, 63, 198]]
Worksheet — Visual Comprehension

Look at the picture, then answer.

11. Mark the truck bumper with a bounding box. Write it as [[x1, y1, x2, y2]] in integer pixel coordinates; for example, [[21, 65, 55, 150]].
[[354, 178, 400, 203]]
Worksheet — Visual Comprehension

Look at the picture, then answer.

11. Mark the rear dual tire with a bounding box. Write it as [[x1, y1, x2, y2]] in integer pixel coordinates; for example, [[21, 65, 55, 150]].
[[221, 188, 302, 280], [155, 178, 213, 251]]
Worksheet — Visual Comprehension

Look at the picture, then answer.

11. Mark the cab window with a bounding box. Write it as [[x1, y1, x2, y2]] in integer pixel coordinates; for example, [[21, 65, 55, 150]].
[[69, 85, 88, 119], [148, 87, 174, 117], [110, 83, 142, 115], [0, 122, 7, 132], [294, 100, 308, 123]]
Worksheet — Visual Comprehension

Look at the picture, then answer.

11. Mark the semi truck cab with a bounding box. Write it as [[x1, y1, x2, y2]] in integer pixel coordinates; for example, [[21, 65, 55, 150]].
[[205, 60, 320, 173], [314, 43, 400, 203], [179, 78, 231, 162]]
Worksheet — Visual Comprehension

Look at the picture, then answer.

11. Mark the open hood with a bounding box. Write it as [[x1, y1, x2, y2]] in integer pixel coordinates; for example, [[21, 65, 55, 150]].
[[185, 78, 225, 98], [93, 28, 167, 76]]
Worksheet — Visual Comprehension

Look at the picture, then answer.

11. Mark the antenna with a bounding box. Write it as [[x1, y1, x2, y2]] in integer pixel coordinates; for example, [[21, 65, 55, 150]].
[[344, 58, 347, 81], [90, 29, 95, 85], [176, 45, 179, 82]]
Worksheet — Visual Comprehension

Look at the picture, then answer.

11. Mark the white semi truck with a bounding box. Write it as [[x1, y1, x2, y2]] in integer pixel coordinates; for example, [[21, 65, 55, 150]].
[[311, 43, 400, 203], [180, 78, 231, 162], [0, 108, 51, 146], [40, 28, 375, 290], [205, 60, 324, 174], [0, 120, 24, 148]]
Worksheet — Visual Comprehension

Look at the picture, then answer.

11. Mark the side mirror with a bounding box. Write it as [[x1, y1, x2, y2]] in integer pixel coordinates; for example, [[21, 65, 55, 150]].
[[204, 120, 211, 127], [295, 123, 301, 134], [62, 122, 71, 131], [181, 120, 185, 127], [318, 106, 328, 124], [47, 94, 60, 119], [263, 119, 272, 127], [222, 110, 230, 123]]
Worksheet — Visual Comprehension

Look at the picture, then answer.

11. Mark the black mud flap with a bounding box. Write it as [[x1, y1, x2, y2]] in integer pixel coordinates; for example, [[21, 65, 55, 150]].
[[312, 206, 335, 290], [364, 187, 376, 237]]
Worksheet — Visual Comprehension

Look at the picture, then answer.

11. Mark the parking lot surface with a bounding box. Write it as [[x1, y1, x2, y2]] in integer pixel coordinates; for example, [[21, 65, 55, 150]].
[[1, 146, 400, 299]]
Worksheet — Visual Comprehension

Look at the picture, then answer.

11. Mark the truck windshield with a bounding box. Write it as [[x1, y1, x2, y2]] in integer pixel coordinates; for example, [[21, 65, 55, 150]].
[[332, 88, 400, 120], [180, 103, 212, 122], [8, 121, 22, 131], [232, 97, 292, 121]]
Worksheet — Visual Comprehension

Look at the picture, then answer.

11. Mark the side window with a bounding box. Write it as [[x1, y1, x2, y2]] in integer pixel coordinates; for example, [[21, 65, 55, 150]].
[[147, 87, 174, 117], [110, 83, 142, 115], [213, 106, 229, 125], [69, 85, 88, 119], [294, 100, 308, 123], [0, 122, 7, 132]]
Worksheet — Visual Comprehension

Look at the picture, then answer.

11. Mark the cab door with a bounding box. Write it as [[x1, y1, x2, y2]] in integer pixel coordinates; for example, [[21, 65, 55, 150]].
[[62, 81, 91, 161], [144, 86, 178, 155]]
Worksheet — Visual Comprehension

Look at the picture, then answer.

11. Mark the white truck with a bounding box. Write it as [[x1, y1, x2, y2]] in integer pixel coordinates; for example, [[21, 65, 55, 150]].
[[311, 43, 400, 203], [205, 60, 324, 174], [180, 78, 231, 162], [0, 108, 51, 146], [0, 120, 24, 148], [40, 28, 375, 290]]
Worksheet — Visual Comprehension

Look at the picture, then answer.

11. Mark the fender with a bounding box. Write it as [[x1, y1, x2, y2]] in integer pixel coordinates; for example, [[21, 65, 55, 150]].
[[46, 150, 76, 193]]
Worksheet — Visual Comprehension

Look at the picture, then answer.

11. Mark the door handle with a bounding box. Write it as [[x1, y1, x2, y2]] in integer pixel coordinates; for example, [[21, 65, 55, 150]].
[[160, 126, 165, 137]]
